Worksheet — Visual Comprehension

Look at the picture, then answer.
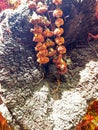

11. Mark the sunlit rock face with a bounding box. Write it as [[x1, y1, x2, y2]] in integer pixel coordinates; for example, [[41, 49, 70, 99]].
[[49, 91, 87, 130], [0, 1, 98, 130], [0, 0, 97, 88], [0, 6, 43, 87]]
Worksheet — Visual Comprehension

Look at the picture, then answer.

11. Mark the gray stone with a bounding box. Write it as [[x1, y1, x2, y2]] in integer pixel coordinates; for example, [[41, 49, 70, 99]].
[[0, 7, 43, 87]]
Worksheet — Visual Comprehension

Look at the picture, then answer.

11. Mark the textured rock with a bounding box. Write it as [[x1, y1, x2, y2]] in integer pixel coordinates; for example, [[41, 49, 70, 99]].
[[62, 0, 97, 45], [3, 85, 53, 130], [1, 42, 98, 130], [49, 91, 87, 130], [0, 1, 98, 130], [0, 6, 43, 87], [2, 84, 87, 130], [0, 0, 97, 87], [77, 60, 98, 100]]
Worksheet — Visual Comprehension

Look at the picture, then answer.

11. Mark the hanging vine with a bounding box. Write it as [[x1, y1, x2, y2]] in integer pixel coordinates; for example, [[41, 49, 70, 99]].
[[28, 0, 67, 75]]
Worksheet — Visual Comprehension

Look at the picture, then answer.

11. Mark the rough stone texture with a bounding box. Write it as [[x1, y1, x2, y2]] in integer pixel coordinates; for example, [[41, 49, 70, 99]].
[[0, 46, 98, 130], [0, 5, 43, 87], [1, 42, 98, 130], [77, 60, 98, 100], [1, 84, 87, 130], [0, 0, 98, 87], [49, 91, 87, 130], [63, 0, 97, 45], [0, 1, 98, 130]]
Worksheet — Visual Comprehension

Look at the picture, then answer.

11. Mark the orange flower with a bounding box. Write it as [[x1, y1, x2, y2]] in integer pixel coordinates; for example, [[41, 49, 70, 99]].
[[28, 1, 36, 9], [56, 45, 66, 54], [36, 2, 48, 14], [53, 9, 63, 18], [55, 18, 64, 27], [36, 49, 48, 57], [53, 54, 67, 72], [33, 34, 44, 42], [30, 25, 43, 34], [43, 28, 54, 37], [53, 55, 67, 74], [29, 13, 41, 24], [35, 42, 47, 51], [55, 37, 64, 45], [40, 16, 51, 26], [37, 56, 49, 64], [52, 0, 62, 5], [54, 28, 64, 36], [53, 54, 62, 64], [0, 112, 13, 130], [45, 39, 55, 47], [8, 0, 21, 9], [48, 48, 56, 57], [56, 61, 67, 70], [84, 114, 94, 122]]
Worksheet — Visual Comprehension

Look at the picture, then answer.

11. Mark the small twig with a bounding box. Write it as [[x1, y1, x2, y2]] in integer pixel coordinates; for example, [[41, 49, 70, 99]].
[[47, 10, 54, 30], [34, 72, 44, 85]]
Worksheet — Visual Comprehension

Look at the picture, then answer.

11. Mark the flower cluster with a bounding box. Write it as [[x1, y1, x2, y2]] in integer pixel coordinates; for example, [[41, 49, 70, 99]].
[[29, 0, 67, 74], [0, 112, 13, 130], [76, 100, 98, 130]]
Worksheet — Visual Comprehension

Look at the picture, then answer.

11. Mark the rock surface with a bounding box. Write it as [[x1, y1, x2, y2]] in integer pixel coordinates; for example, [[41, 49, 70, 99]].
[[0, 5, 43, 87], [0, 1, 98, 130], [1, 42, 98, 130], [62, 0, 97, 45]]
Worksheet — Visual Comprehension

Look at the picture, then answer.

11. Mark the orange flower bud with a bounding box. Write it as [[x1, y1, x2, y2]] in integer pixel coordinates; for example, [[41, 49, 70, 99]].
[[53, 9, 63, 18], [37, 57, 49, 64], [52, 0, 62, 5], [56, 45, 66, 54], [28, 1, 36, 9], [55, 37, 64, 45], [36, 2, 48, 14], [54, 28, 64, 36], [45, 39, 55, 47], [35, 43, 47, 51], [48, 48, 56, 57], [33, 34, 44, 42], [30, 25, 43, 34], [36, 49, 48, 57], [43, 28, 54, 37], [55, 18, 64, 27]]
